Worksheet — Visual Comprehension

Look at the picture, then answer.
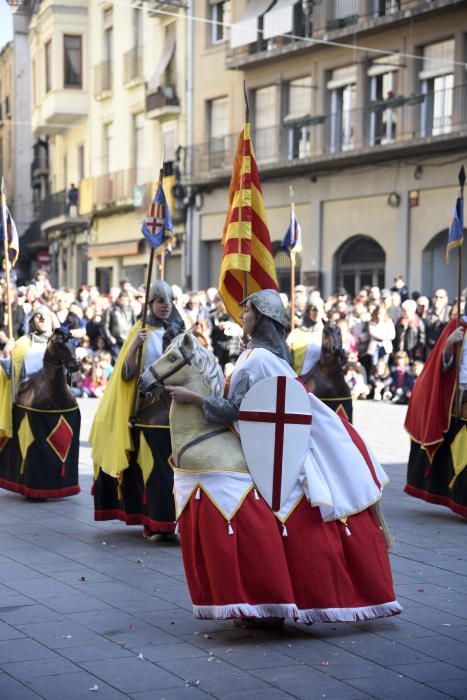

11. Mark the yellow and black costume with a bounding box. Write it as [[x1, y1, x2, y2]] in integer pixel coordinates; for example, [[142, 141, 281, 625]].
[[90, 282, 184, 534]]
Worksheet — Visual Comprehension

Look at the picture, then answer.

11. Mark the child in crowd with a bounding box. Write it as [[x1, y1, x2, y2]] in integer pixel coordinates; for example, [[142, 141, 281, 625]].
[[390, 351, 414, 404], [99, 351, 113, 380], [344, 352, 370, 400], [368, 358, 392, 401]]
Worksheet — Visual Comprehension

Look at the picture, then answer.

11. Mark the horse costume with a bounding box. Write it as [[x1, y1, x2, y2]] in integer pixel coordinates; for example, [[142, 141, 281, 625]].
[[90, 280, 184, 536], [139, 290, 400, 624], [300, 323, 353, 423], [405, 316, 467, 518], [0, 317, 80, 500]]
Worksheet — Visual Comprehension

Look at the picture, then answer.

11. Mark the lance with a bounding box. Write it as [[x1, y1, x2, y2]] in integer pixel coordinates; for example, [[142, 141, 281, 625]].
[[130, 154, 165, 422], [455, 165, 465, 417], [289, 186, 296, 332], [1, 177, 13, 340]]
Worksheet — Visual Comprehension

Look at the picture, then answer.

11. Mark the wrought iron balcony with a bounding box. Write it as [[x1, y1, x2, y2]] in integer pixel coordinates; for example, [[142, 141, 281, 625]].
[[146, 86, 180, 116], [184, 83, 467, 182], [225, 0, 460, 69]]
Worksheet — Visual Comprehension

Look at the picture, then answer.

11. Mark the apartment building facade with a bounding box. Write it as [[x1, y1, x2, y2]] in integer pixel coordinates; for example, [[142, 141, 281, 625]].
[[26, 0, 186, 290], [185, 0, 467, 300], [0, 5, 34, 280]]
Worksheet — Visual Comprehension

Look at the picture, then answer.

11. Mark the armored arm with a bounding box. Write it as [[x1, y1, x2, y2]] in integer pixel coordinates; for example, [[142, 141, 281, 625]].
[[202, 372, 250, 424]]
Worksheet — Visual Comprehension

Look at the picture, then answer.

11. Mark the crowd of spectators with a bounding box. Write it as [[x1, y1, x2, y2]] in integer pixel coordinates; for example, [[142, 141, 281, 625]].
[[0, 269, 464, 405]]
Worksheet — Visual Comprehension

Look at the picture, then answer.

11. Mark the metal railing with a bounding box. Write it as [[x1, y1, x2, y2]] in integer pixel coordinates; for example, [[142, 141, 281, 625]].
[[184, 83, 466, 180], [226, 0, 458, 64], [94, 61, 112, 96], [93, 167, 153, 207], [146, 86, 180, 113], [123, 47, 143, 83], [39, 190, 68, 222]]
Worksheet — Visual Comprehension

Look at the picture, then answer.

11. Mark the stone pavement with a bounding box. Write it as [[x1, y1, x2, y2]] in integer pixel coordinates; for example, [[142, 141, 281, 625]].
[[0, 399, 466, 700]]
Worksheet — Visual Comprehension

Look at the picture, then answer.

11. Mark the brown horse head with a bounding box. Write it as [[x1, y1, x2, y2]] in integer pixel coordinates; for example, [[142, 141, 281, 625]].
[[321, 323, 346, 367], [45, 327, 80, 373]]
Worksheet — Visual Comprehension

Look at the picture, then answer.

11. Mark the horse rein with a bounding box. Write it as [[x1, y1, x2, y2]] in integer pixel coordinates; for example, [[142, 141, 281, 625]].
[[145, 344, 194, 390], [131, 344, 195, 424]]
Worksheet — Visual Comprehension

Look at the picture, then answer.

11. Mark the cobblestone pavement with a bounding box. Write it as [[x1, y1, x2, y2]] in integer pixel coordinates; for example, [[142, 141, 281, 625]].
[[0, 399, 466, 700]]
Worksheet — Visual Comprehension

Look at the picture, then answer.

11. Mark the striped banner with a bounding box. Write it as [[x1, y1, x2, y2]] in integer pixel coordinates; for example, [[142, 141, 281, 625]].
[[218, 122, 278, 324]]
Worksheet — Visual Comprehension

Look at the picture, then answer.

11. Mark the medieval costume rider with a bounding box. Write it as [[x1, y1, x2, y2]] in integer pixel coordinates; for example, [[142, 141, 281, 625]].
[[405, 310, 467, 518], [166, 289, 401, 624], [90, 280, 185, 538], [0, 306, 80, 499]]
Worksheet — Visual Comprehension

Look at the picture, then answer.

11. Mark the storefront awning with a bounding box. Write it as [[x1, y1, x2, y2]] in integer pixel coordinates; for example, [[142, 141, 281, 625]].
[[263, 0, 299, 40], [230, 0, 275, 49]]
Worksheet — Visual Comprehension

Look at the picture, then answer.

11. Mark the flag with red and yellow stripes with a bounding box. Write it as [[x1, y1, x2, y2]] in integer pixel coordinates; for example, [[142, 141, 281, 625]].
[[218, 122, 278, 324]]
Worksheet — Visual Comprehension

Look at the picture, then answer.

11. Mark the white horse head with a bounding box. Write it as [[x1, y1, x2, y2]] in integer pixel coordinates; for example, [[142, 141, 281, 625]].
[[138, 331, 225, 398], [138, 332, 247, 472]]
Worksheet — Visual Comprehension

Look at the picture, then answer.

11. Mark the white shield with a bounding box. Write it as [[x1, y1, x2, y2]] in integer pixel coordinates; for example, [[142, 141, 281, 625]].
[[238, 376, 312, 511]]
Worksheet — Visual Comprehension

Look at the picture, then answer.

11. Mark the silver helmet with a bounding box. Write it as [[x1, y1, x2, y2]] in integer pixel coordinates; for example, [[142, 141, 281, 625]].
[[241, 289, 288, 328], [148, 280, 173, 305]]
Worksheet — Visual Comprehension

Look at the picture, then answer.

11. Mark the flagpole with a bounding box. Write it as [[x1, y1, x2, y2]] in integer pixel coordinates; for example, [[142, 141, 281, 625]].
[[1, 177, 13, 340], [160, 250, 165, 281], [243, 80, 249, 303], [131, 157, 164, 422], [455, 166, 465, 417], [289, 186, 296, 331]]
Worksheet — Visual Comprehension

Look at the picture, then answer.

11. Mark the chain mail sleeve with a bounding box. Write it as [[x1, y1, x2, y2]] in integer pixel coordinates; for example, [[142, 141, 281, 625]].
[[202, 371, 250, 424]]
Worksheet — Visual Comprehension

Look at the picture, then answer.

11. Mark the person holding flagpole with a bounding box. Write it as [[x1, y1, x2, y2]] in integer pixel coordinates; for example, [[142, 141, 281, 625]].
[[405, 168, 467, 517], [90, 175, 185, 538]]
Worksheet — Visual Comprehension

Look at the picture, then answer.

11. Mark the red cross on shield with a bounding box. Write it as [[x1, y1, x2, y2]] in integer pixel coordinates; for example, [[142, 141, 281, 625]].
[[238, 376, 312, 511]]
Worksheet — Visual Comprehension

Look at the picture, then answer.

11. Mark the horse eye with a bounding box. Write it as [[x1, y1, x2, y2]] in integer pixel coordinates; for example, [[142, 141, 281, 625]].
[[168, 354, 177, 363]]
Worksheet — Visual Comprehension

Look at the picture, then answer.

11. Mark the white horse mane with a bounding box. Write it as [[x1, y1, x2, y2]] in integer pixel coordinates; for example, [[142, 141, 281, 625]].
[[169, 333, 225, 397]]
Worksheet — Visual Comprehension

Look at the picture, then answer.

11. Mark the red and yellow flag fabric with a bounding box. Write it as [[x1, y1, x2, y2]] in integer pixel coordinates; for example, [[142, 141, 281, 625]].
[[218, 122, 278, 324]]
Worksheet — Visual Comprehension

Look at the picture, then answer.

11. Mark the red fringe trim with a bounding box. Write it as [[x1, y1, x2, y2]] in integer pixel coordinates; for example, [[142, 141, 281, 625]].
[[404, 484, 467, 519], [0, 477, 80, 500], [94, 508, 176, 533]]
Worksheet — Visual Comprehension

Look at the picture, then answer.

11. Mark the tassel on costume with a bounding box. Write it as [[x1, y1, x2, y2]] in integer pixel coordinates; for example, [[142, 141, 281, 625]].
[[174, 522, 180, 535], [371, 500, 395, 549], [227, 521, 234, 535], [282, 523, 288, 537], [254, 488, 260, 500], [143, 488, 148, 505], [195, 487, 201, 500], [60, 463, 65, 477]]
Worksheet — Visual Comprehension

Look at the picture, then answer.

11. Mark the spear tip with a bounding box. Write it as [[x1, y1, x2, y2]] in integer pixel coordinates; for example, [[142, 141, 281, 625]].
[[459, 165, 466, 188], [1, 176, 4, 195]]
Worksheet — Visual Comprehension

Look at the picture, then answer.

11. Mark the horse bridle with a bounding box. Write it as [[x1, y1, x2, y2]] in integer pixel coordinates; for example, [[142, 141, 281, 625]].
[[143, 344, 195, 392]]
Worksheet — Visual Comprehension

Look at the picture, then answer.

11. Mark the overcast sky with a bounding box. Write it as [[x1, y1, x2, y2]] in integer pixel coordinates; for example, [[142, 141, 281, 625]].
[[0, 0, 13, 53]]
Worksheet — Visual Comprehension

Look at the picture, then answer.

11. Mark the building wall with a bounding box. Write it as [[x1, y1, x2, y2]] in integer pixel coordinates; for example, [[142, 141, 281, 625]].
[[189, 0, 467, 301]]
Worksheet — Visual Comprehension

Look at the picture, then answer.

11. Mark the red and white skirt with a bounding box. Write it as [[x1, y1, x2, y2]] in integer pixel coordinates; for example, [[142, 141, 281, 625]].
[[177, 484, 401, 623]]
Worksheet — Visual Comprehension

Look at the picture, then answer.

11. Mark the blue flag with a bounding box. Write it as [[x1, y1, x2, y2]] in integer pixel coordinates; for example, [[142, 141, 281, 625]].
[[0, 205, 19, 266], [141, 183, 173, 252], [446, 196, 464, 261], [281, 208, 302, 254]]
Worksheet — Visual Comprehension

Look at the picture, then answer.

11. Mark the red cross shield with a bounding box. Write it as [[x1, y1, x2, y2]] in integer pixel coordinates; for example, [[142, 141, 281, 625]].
[[238, 376, 312, 511]]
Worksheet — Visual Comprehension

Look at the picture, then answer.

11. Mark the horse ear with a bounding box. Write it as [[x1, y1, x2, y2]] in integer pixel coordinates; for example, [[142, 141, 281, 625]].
[[182, 331, 194, 351]]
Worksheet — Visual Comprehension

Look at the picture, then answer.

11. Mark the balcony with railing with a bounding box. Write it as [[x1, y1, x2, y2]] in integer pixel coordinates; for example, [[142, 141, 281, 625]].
[[123, 47, 143, 85], [94, 61, 112, 99], [146, 85, 180, 119], [39, 185, 91, 231], [225, 0, 462, 69], [184, 83, 466, 183], [93, 167, 153, 209]]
